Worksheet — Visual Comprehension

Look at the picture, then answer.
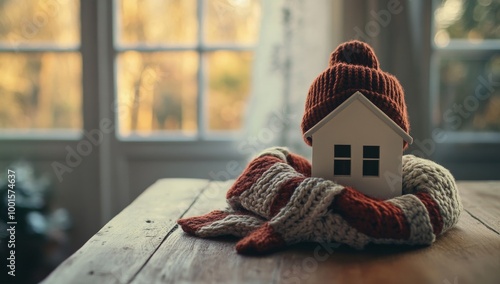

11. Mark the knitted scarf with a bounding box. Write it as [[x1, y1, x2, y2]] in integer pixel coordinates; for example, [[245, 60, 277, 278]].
[[178, 147, 462, 255]]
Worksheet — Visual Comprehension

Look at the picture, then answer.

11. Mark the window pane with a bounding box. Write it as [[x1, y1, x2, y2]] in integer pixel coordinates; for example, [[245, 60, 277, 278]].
[[0, 52, 82, 130], [363, 146, 380, 158], [434, 0, 500, 45], [207, 51, 253, 131], [0, 0, 80, 46], [334, 160, 351, 176], [436, 55, 500, 132], [116, 51, 198, 136], [205, 0, 261, 44], [363, 160, 379, 176], [334, 145, 351, 158], [117, 0, 197, 45]]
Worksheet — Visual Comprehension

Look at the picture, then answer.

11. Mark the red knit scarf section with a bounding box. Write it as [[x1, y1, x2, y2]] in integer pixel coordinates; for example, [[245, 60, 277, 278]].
[[178, 148, 461, 255]]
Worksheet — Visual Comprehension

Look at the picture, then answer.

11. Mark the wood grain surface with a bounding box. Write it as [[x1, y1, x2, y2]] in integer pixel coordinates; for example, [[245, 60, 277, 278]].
[[43, 179, 500, 284], [42, 179, 209, 284]]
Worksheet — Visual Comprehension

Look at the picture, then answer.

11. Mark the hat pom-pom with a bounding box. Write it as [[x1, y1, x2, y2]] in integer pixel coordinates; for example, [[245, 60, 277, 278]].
[[329, 40, 380, 69]]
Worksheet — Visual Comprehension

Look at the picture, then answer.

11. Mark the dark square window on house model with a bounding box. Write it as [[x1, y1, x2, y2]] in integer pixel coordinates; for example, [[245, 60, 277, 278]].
[[363, 146, 380, 176], [334, 144, 351, 176]]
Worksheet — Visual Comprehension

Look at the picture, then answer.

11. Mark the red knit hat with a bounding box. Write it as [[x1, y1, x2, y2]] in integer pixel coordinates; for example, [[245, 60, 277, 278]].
[[301, 40, 410, 148]]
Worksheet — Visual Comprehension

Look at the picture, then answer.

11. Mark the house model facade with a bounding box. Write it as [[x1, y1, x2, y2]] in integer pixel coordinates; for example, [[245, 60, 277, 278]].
[[304, 91, 413, 200]]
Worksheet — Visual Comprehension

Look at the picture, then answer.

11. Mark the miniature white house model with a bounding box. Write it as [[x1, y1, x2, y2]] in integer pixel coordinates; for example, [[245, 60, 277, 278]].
[[304, 91, 413, 200]]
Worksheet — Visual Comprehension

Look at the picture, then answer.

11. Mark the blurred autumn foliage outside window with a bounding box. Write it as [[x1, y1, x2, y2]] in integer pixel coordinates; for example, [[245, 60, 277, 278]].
[[0, 0, 81, 131], [0, 0, 261, 137], [433, 0, 500, 133], [1, 0, 498, 138], [116, 0, 260, 137]]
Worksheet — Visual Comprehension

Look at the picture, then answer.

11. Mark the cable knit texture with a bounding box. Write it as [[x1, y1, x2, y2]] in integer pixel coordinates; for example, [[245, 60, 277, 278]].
[[178, 41, 460, 255], [301, 40, 410, 148], [178, 147, 462, 255]]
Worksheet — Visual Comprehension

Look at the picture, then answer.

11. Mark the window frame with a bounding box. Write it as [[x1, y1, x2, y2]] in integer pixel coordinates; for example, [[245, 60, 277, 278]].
[[430, 0, 500, 143], [362, 145, 379, 177], [0, 13, 81, 138], [426, 0, 500, 179], [333, 144, 351, 176], [95, 0, 249, 221], [0, 0, 99, 150], [112, 0, 256, 141], [0, 0, 258, 142]]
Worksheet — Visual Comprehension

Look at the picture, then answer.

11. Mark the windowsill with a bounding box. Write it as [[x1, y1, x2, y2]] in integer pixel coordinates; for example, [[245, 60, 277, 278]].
[[0, 130, 82, 141], [116, 131, 245, 142], [433, 130, 500, 144]]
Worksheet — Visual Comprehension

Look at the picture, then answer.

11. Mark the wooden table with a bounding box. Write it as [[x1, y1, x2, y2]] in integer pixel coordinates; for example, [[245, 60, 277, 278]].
[[43, 179, 500, 284]]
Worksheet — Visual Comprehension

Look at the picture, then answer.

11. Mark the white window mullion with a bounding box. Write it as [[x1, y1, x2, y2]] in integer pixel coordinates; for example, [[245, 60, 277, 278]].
[[197, 0, 206, 139], [0, 44, 79, 52], [97, 0, 120, 223]]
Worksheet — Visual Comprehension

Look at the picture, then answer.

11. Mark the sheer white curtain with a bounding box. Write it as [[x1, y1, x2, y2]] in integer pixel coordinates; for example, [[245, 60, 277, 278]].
[[242, 0, 343, 158]]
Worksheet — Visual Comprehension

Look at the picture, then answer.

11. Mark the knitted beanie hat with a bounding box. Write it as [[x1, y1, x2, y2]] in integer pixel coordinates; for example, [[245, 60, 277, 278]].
[[301, 40, 410, 148]]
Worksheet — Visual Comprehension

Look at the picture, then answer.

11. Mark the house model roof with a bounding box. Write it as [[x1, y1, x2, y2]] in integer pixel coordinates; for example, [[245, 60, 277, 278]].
[[303, 91, 413, 144]]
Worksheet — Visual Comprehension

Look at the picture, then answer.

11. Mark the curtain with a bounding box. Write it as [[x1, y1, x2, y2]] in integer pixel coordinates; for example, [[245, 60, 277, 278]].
[[242, 0, 343, 159], [340, 0, 430, 145]]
